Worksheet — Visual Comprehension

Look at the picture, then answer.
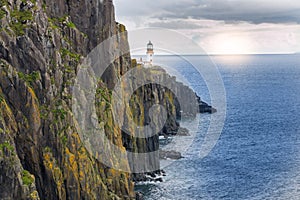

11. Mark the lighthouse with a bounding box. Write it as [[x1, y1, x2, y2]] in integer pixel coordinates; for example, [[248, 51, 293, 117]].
[[146, 41, 154, 65]]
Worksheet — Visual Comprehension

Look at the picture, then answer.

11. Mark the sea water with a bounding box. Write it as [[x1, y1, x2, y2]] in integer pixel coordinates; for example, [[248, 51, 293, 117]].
[[135, 54, 300, 200]]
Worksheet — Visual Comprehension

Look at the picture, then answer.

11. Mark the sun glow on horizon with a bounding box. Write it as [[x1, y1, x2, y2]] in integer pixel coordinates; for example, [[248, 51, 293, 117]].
[[208, 34, 254, 55]]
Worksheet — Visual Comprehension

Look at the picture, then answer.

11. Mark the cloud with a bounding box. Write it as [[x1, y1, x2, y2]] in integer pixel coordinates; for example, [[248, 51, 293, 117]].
[[148, 20, 207, 29], [115, 0, 300, 24], [114, 0, 300, 53]]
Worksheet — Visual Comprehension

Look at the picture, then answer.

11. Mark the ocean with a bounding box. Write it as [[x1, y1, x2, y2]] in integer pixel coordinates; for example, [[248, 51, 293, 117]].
[[134, 54, 300, 200]]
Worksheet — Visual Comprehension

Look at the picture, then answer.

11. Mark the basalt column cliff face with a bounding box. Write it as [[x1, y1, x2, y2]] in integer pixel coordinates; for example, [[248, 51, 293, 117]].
[[0, 0, 136, 199]]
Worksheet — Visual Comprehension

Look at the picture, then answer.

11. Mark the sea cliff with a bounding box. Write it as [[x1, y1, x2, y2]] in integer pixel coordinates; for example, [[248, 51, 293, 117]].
[[0, 0, 213, 199]]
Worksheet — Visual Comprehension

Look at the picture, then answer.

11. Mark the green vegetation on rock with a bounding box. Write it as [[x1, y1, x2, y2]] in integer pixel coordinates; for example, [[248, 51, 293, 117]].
[[52, 108, 67, 120], [0, 8, 5, 19], [66, 21, 76, 29], [18, 71, 40, 87], [96, 87, 111, 103], [0, 141, 14, 152], [22, 170, 34, 186], [10, 9, 33, 36], [0, 0, 7, 6], [48, 15, 76, 30], [42, 3, 46, 11], [61, 135, 68, 145], [60, 48, 81, 63], [0, 93, 3, 103]]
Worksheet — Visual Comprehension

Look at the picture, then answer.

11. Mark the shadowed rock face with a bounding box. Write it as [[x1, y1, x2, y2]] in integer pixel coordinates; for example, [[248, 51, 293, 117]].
[[0, 0, 134, 199], [0, 1, 214, 199]]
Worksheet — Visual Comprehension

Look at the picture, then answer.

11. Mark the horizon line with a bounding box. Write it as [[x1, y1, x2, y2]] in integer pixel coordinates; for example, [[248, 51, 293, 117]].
[[132, 52, 298, 56]]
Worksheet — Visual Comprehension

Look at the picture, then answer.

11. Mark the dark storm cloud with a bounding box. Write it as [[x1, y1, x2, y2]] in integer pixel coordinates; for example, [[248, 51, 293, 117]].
[[160, 7, 300, 24]]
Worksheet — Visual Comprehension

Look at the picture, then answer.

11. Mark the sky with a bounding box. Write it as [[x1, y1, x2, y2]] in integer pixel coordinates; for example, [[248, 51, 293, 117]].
[[114, 0, 300, 55]]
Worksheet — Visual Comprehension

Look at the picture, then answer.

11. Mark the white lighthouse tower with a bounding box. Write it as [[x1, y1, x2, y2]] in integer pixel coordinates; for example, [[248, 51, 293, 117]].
[[146, 41, 154, 65]]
